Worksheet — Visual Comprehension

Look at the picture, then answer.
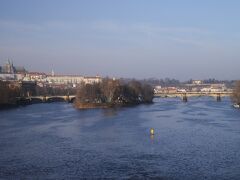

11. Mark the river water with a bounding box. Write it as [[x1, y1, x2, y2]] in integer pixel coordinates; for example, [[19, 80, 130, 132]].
[[0, 97, 240, 179]]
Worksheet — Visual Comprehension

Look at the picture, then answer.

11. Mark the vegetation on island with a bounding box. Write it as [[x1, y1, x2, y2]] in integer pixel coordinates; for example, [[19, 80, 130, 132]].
[[231, 81, 240, 106], [74, 78, 154, 109]]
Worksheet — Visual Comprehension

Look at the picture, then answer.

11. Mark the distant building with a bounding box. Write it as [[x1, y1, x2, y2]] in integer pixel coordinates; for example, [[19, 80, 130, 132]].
[[0, 74, 15, 80], [200, 84, 226, 92], [210, 84, 226, 92], [177, 88, 187, 92], [192, 80, 203, 85], [154, 86, 162, 93], [19, 81, 37, 96], [0, 60, 27, 81], [46, 74, 102, 85], [0, 60, 103, 86], [24, 72, 47, 82], [83, 76, 102, 84], [46, 75, 84, 85], [154, 87, 177, 93], [1, 60, 15, 74], [200, 87, 211, 92], [0, 60, 26, 74], [14, 66, 27, 74]]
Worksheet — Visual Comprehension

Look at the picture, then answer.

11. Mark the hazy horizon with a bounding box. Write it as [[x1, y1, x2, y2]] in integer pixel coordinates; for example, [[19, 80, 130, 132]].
[[0, 0, 240, 81]]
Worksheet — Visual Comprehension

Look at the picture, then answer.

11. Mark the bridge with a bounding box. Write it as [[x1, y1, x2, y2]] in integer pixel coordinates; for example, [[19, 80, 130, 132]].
[[16, 92, 233, 104], [154, 92, 232, 97], [17, 95, 76, 103], [154, 92, 232, 101]]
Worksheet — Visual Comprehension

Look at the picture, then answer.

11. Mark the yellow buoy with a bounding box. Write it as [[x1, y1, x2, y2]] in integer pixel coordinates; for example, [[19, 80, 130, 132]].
[[150, 128, 154, 135]]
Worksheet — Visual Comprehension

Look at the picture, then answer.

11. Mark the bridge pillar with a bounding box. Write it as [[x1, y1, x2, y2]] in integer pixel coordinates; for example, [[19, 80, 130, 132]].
[[182, 93, 188, 102], [65, 95, 70, 102], [42, 96, 47, 102], [216, 93, 221, 102]]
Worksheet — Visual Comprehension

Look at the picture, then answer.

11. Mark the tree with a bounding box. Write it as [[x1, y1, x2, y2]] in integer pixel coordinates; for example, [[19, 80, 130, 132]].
[[232, 81, 240, 105], [141, 84, 154, 103], [115, 84, 138, 103], [129, 80, 142, 96], [75, 78, 154, 108], [0, 81, 20, 105], [100, 78, 120, 103], [77, 83, 102, 103]]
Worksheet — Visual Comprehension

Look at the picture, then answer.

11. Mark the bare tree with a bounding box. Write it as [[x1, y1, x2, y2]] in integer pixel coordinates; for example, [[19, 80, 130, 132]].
[[141, 84, 154, 103], [76, 83, 102, 103], [0, 81, 20, 105], [232, 81, 240, 105], [75, 78, 154, 107], [100, 78, 120, 103]]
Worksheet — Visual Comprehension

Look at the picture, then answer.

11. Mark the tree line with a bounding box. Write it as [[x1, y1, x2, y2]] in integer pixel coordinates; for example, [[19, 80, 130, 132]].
[[75, 78, 154, 107], [0, 81, 20, 106]]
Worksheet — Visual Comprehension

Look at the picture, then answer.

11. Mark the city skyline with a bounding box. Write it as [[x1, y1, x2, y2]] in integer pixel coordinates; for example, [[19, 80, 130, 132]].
[[0, 0, 240, 80]]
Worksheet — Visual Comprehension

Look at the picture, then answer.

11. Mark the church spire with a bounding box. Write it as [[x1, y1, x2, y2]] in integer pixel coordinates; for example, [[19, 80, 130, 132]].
[[51, 69, 55, 76]]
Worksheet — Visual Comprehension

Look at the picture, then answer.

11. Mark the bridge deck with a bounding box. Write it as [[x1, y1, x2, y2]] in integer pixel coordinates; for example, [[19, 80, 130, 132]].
[[154, 92, 232, 97], [16, 95, 76, 102]]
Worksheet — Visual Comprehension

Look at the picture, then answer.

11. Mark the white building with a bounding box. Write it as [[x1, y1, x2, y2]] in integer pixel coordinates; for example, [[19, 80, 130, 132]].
[[83, 76, 102, 84], [192, 80, 203, 85], [201, 84, 227, 92], [46, 75, 102, 85], [46, 75, 84, 84], [154, 86, 162, 93], [201, 88, 211, 92], [177, 88, 187, 92], [0, 73, 15, 80]]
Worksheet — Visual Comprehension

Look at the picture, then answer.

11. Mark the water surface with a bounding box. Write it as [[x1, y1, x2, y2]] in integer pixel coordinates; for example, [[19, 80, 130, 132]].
[[0, 97, 240, 179]]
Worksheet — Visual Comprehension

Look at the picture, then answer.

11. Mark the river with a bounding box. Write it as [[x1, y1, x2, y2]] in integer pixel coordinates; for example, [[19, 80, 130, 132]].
[[0, 97, 240, 179]]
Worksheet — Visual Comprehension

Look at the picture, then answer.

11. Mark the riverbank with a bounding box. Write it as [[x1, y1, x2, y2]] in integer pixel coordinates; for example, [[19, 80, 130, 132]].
[[0, 99, 35, 110], [0, 103, 19, 110], [73, 102, 110, 109], [73, 101, 153, 109], [0, 97, 69, 110]]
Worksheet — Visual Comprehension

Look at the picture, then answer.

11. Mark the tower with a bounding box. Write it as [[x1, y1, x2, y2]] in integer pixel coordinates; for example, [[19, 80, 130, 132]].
[[51, 69, 55, 76], [4, 59, 14, 73]]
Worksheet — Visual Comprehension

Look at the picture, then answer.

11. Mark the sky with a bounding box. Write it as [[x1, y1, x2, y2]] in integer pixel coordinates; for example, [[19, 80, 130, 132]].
[[0, 0, 240, 80]]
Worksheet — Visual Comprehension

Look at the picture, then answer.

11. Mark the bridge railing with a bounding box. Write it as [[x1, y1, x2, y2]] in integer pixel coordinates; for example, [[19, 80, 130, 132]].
[[16, 95, 76, 103], [154, 91, 232, 97]]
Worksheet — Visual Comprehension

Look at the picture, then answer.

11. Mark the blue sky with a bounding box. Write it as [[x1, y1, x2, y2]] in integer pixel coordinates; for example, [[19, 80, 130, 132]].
[[0, 0, 240, 80]]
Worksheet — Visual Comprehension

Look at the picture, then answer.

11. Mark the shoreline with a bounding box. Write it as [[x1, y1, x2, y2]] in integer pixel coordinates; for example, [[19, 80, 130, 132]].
[[1, 97, 238, 110], [73, 101, 153, 110], [0, 98, 72, 110]]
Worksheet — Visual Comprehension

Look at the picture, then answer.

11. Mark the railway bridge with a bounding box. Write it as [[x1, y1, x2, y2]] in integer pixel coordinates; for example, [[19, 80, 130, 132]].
[[154, 92, 232, 102]]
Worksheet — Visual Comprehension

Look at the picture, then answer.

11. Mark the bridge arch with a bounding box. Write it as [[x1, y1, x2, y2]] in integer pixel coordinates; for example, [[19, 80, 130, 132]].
[[46, 96, 66, 103], [69, 97, 76, 103], [30, 97, 44, 103]]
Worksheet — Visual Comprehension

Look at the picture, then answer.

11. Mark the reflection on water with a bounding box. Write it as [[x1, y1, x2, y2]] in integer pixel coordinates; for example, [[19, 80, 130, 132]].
[[0, 98, 240, 179], [150, 134, 154, 141], [102, 108, 119, 117]]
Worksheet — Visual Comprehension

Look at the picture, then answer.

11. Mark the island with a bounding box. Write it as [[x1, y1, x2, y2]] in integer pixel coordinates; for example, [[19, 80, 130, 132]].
[[74, 78, 154, 109]]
